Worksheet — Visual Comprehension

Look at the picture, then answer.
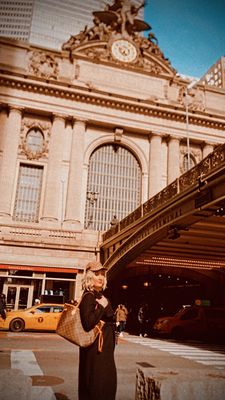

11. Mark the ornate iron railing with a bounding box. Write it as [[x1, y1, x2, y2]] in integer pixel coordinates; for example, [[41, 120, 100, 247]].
[[102, 143, 225, 242]]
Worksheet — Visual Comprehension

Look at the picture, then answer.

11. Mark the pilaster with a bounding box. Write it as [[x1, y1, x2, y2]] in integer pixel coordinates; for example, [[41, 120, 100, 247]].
[[148, 132, 162, 198], [41, 114, 65, 222], [0, 107, 8, 153], [0, 106, 23, 218], [64, 118, 86, 229], [167, 136, 181, 184]]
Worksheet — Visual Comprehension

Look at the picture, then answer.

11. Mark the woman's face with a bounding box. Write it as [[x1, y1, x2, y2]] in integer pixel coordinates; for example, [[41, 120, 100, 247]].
[[92, 270, 106, 291]]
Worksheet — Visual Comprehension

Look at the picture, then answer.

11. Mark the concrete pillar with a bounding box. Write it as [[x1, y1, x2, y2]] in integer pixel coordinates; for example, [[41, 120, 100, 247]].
[[136, 367, 225, 400], [0, 107, 23, 218], [41, 115, 65, 222], [149, 133, 162, 198], [203, 143, 214, 159], [64, 119, 85, 228], [167, 136, 180, 184]]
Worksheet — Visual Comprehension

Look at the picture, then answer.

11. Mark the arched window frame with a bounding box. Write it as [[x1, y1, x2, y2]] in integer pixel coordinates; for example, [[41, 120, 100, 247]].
[[20, 119, 51, 160], [84, 143, 142, 231], [26, 127, 44, 154]]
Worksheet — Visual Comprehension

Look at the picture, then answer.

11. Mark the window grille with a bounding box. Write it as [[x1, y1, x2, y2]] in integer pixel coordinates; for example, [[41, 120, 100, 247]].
[[13, 164, 43, 222], [85, 144, 141, 231]]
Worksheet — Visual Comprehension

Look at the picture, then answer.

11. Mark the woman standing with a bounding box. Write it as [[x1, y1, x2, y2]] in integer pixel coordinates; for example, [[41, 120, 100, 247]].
[[79, 261, 117, 400]]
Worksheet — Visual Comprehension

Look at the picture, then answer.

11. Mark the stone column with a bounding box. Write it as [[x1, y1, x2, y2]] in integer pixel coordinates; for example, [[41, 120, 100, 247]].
[[203, 143, 214, 159], [41, 115, 65, 222], [149, 133, 162, 198], [167, 136, 180, 184], [0, 107, 23, 218], [0, 108, 8, 154], [64, 119, 85, 228]]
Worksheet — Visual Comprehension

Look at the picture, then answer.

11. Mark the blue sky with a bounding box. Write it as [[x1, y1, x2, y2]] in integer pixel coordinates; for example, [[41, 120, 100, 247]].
[[143, 0, 225, 78]]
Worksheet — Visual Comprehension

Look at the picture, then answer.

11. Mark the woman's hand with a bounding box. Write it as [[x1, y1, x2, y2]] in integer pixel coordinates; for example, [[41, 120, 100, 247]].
[[96, 296, 108, 308]]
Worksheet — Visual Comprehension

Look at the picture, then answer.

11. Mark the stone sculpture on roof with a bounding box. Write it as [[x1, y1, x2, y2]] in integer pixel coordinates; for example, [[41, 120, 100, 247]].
[[62, 0, 176, 76]]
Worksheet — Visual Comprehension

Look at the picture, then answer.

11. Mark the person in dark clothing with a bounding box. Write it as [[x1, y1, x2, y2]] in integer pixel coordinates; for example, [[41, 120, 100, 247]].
[[138, 303, 150, 337], [0, 293, 6, 320], [78, 261, 117, 400]]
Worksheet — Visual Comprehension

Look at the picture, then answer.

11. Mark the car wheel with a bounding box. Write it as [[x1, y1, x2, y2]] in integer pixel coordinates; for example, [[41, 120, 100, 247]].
[[10, 318, 25, 332]]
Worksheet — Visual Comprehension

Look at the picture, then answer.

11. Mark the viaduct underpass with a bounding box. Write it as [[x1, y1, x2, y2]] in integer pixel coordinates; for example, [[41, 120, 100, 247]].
[[100, 144, 225, 325]]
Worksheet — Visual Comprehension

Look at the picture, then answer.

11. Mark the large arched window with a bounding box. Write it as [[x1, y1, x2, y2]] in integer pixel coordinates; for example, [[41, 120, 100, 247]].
[[85, 144, 142, 231]]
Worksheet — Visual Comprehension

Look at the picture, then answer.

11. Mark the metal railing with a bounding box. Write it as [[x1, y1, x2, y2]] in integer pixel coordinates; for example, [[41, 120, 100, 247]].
[[102, 143, 225, 242]]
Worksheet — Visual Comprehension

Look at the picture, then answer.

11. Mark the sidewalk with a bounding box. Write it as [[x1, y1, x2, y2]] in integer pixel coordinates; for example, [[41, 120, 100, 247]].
[[0, 369, 32, 400]]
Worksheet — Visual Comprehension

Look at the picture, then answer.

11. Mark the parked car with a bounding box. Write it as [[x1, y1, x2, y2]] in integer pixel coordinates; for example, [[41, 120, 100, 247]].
[[153, 305, 225, 340], [0, 303, 64, 332]]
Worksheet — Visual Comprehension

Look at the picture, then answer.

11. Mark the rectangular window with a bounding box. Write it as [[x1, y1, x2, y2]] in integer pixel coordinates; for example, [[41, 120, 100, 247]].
[[13, 164, 43, 222]]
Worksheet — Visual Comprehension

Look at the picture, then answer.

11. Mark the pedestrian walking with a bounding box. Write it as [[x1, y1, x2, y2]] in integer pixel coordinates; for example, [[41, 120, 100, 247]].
[[138, 303, 150, 337], [0, 293, 6, 320], [78, 261, 117, 400], [115, 304, 128, 337]]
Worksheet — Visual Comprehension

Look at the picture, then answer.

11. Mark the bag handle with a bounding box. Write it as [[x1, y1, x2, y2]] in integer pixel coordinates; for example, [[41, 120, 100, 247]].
[[96, 323, 104, 352]]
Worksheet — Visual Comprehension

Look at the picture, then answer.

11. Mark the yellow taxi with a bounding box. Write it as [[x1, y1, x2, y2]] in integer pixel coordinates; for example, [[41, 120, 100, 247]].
[[0, 303, 64, 332]]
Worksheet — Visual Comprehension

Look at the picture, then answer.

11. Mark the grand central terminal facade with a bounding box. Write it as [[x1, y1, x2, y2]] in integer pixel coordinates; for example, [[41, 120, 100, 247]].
[[0, 1, 224, 314]]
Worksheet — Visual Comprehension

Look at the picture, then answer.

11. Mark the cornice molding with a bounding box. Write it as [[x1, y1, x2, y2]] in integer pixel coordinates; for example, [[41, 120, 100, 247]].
[[0, 75, 225, 130]]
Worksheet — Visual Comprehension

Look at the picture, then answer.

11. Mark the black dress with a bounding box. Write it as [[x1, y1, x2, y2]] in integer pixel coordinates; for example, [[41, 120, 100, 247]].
[[78, 290, 117, 400]]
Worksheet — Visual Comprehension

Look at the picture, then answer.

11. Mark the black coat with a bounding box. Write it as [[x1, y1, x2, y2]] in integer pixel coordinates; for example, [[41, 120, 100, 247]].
[[78, 290, 117, 400]]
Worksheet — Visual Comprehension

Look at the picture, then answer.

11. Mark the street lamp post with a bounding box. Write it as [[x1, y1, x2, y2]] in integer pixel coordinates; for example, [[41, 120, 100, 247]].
[[185, 79, 198, 171], [86, 191, 99, 229]]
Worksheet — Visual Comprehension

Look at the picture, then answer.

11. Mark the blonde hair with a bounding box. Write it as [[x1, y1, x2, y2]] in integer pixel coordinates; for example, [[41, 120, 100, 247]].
[[82, 269, 107, 291]]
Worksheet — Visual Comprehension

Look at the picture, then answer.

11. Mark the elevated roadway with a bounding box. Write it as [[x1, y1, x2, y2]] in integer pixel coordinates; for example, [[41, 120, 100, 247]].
[[100, 144, 225, 302]]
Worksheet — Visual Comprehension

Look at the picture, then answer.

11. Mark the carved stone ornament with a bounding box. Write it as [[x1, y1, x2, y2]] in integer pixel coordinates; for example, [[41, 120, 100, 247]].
[[19, 118, 51, 160], [179, 146, 202, 174], [28, 51, 59, 79], [179, 85, 205, 111], [62, 0, 176, 77], [188, 88, 205, 112]]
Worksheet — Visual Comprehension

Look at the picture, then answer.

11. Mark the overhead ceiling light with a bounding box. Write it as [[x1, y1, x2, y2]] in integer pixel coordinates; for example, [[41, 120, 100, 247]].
[[215, 206, 225, 216]]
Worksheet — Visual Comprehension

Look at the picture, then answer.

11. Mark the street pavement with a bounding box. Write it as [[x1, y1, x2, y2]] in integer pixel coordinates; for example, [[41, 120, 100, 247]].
[[1, 331, 225, 399]]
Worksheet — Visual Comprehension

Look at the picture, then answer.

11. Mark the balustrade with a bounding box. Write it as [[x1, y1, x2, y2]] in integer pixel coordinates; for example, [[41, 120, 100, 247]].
[[102, 143, 225, 241]]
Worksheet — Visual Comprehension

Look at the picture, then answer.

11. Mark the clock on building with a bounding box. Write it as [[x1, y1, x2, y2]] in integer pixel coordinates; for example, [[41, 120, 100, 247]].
[[111, 39, 138, 63]]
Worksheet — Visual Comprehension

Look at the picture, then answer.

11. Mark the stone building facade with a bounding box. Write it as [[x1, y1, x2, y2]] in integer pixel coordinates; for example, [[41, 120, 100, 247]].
[[0, 0, 224, 309]]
